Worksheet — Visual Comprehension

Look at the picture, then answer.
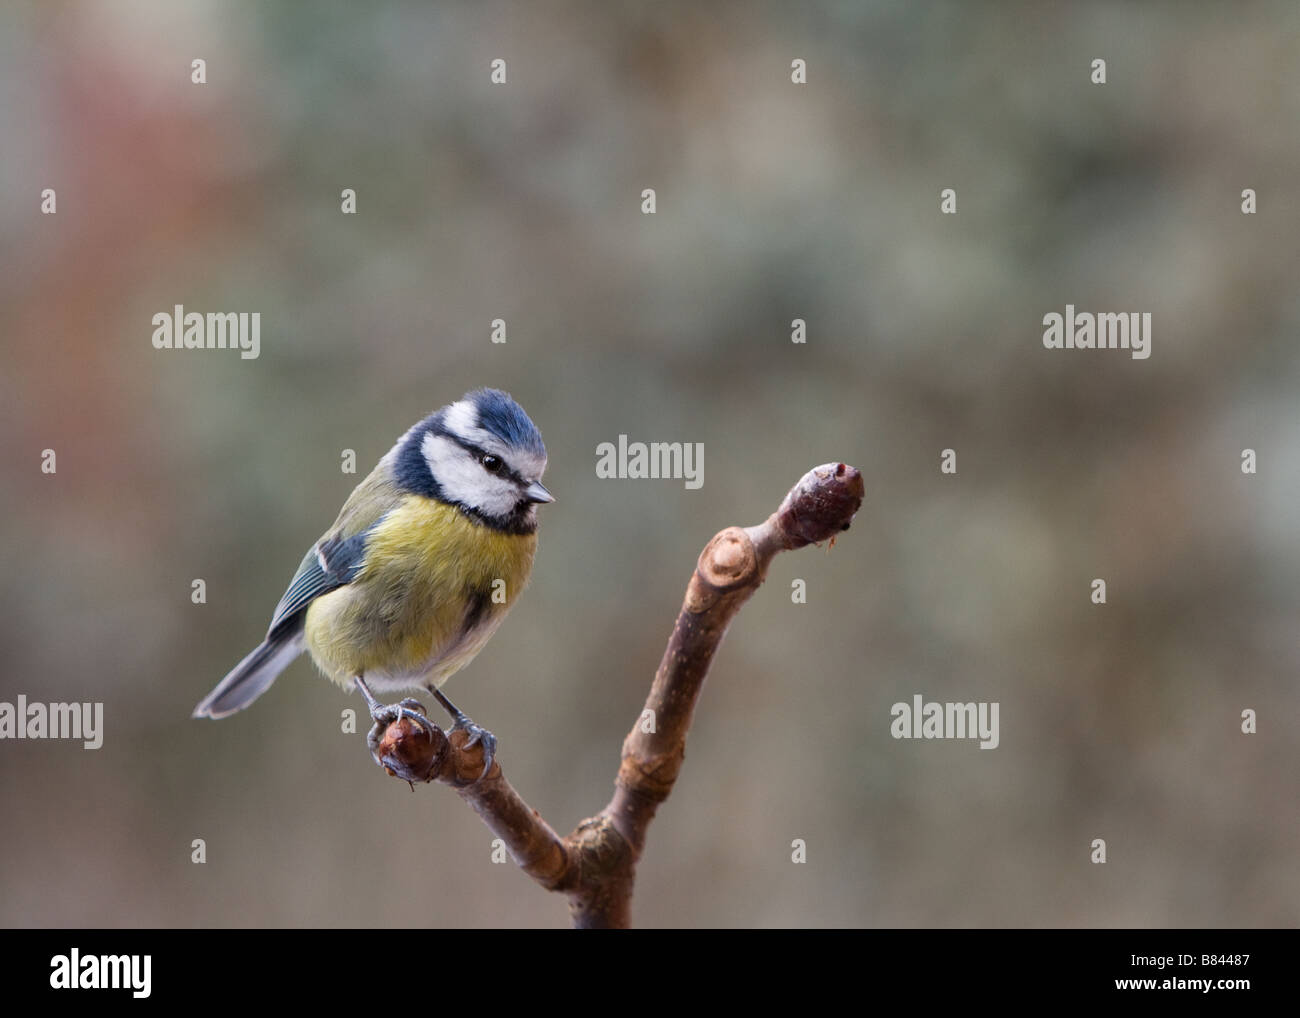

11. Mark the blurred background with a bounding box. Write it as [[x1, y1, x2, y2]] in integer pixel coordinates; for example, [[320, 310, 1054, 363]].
[[1, 0, 1297, 928]]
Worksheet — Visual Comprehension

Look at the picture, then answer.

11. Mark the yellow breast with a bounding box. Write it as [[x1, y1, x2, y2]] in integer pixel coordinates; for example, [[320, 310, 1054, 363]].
[[303, 497, 537, 691]]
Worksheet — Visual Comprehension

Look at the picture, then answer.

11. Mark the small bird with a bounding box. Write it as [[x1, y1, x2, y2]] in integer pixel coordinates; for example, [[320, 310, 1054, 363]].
[[193, 388, 553, 776]]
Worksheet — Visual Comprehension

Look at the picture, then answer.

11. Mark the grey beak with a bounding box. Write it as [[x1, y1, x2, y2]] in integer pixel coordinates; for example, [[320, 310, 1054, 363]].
[[524, 480, 555, 504]]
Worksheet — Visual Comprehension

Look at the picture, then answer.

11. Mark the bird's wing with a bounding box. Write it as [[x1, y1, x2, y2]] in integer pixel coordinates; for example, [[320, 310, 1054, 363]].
[[265, 459, 406, 638], [265, 532, 370, 638]]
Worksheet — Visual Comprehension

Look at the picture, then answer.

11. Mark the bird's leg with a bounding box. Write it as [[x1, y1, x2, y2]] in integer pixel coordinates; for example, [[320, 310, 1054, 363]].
[[428, 686, 496, 780], [355, 676, 437, 766]]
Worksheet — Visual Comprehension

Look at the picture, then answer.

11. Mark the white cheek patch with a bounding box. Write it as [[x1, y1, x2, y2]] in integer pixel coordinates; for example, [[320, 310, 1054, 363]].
[[443, 399, 547, 481], [421, 433, 520, 518]]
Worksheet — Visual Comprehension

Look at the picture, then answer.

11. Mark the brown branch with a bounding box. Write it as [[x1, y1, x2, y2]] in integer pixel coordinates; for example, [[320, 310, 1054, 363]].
[[374, 461, 865, 927]]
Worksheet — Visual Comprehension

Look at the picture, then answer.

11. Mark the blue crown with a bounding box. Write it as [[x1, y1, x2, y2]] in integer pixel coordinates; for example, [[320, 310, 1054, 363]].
[[467, 388, 546, 460]]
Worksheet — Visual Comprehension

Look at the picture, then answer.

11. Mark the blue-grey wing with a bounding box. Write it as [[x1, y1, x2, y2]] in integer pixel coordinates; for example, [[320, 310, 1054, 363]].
[[266, 530, 370, 638]]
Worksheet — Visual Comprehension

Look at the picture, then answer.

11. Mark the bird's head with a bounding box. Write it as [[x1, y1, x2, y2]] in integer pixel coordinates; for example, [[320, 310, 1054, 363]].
[[395, 388, 552, 534]]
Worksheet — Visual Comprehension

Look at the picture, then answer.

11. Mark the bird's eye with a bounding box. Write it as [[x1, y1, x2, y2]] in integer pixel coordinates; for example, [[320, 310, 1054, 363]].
[[480, 454, 504, 475]]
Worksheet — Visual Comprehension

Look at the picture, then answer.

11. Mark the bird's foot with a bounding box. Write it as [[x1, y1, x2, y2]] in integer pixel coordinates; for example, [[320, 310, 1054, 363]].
[[362, 694, 437, 766], [447, 714, 497, 780]]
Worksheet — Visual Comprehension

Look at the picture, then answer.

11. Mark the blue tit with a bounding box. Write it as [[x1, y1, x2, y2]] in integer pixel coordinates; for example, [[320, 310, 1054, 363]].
[[192, 388, 553, 775]]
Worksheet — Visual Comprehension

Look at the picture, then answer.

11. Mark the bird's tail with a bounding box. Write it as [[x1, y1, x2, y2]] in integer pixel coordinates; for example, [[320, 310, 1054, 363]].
[[192, 630, 306, 719]]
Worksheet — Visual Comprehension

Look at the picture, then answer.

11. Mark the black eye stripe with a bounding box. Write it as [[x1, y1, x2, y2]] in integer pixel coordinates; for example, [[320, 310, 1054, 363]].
[[430, 426, 528, 486], [466, 444, 524, 484]]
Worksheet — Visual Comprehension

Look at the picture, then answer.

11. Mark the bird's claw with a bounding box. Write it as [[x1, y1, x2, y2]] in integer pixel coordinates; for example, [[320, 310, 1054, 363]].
[[365, 697, 436, 766], [450, 716, 496, 780]]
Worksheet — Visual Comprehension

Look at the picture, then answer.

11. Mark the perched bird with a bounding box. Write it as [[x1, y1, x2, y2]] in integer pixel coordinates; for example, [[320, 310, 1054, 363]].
[[192, 388, 553, 776]]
